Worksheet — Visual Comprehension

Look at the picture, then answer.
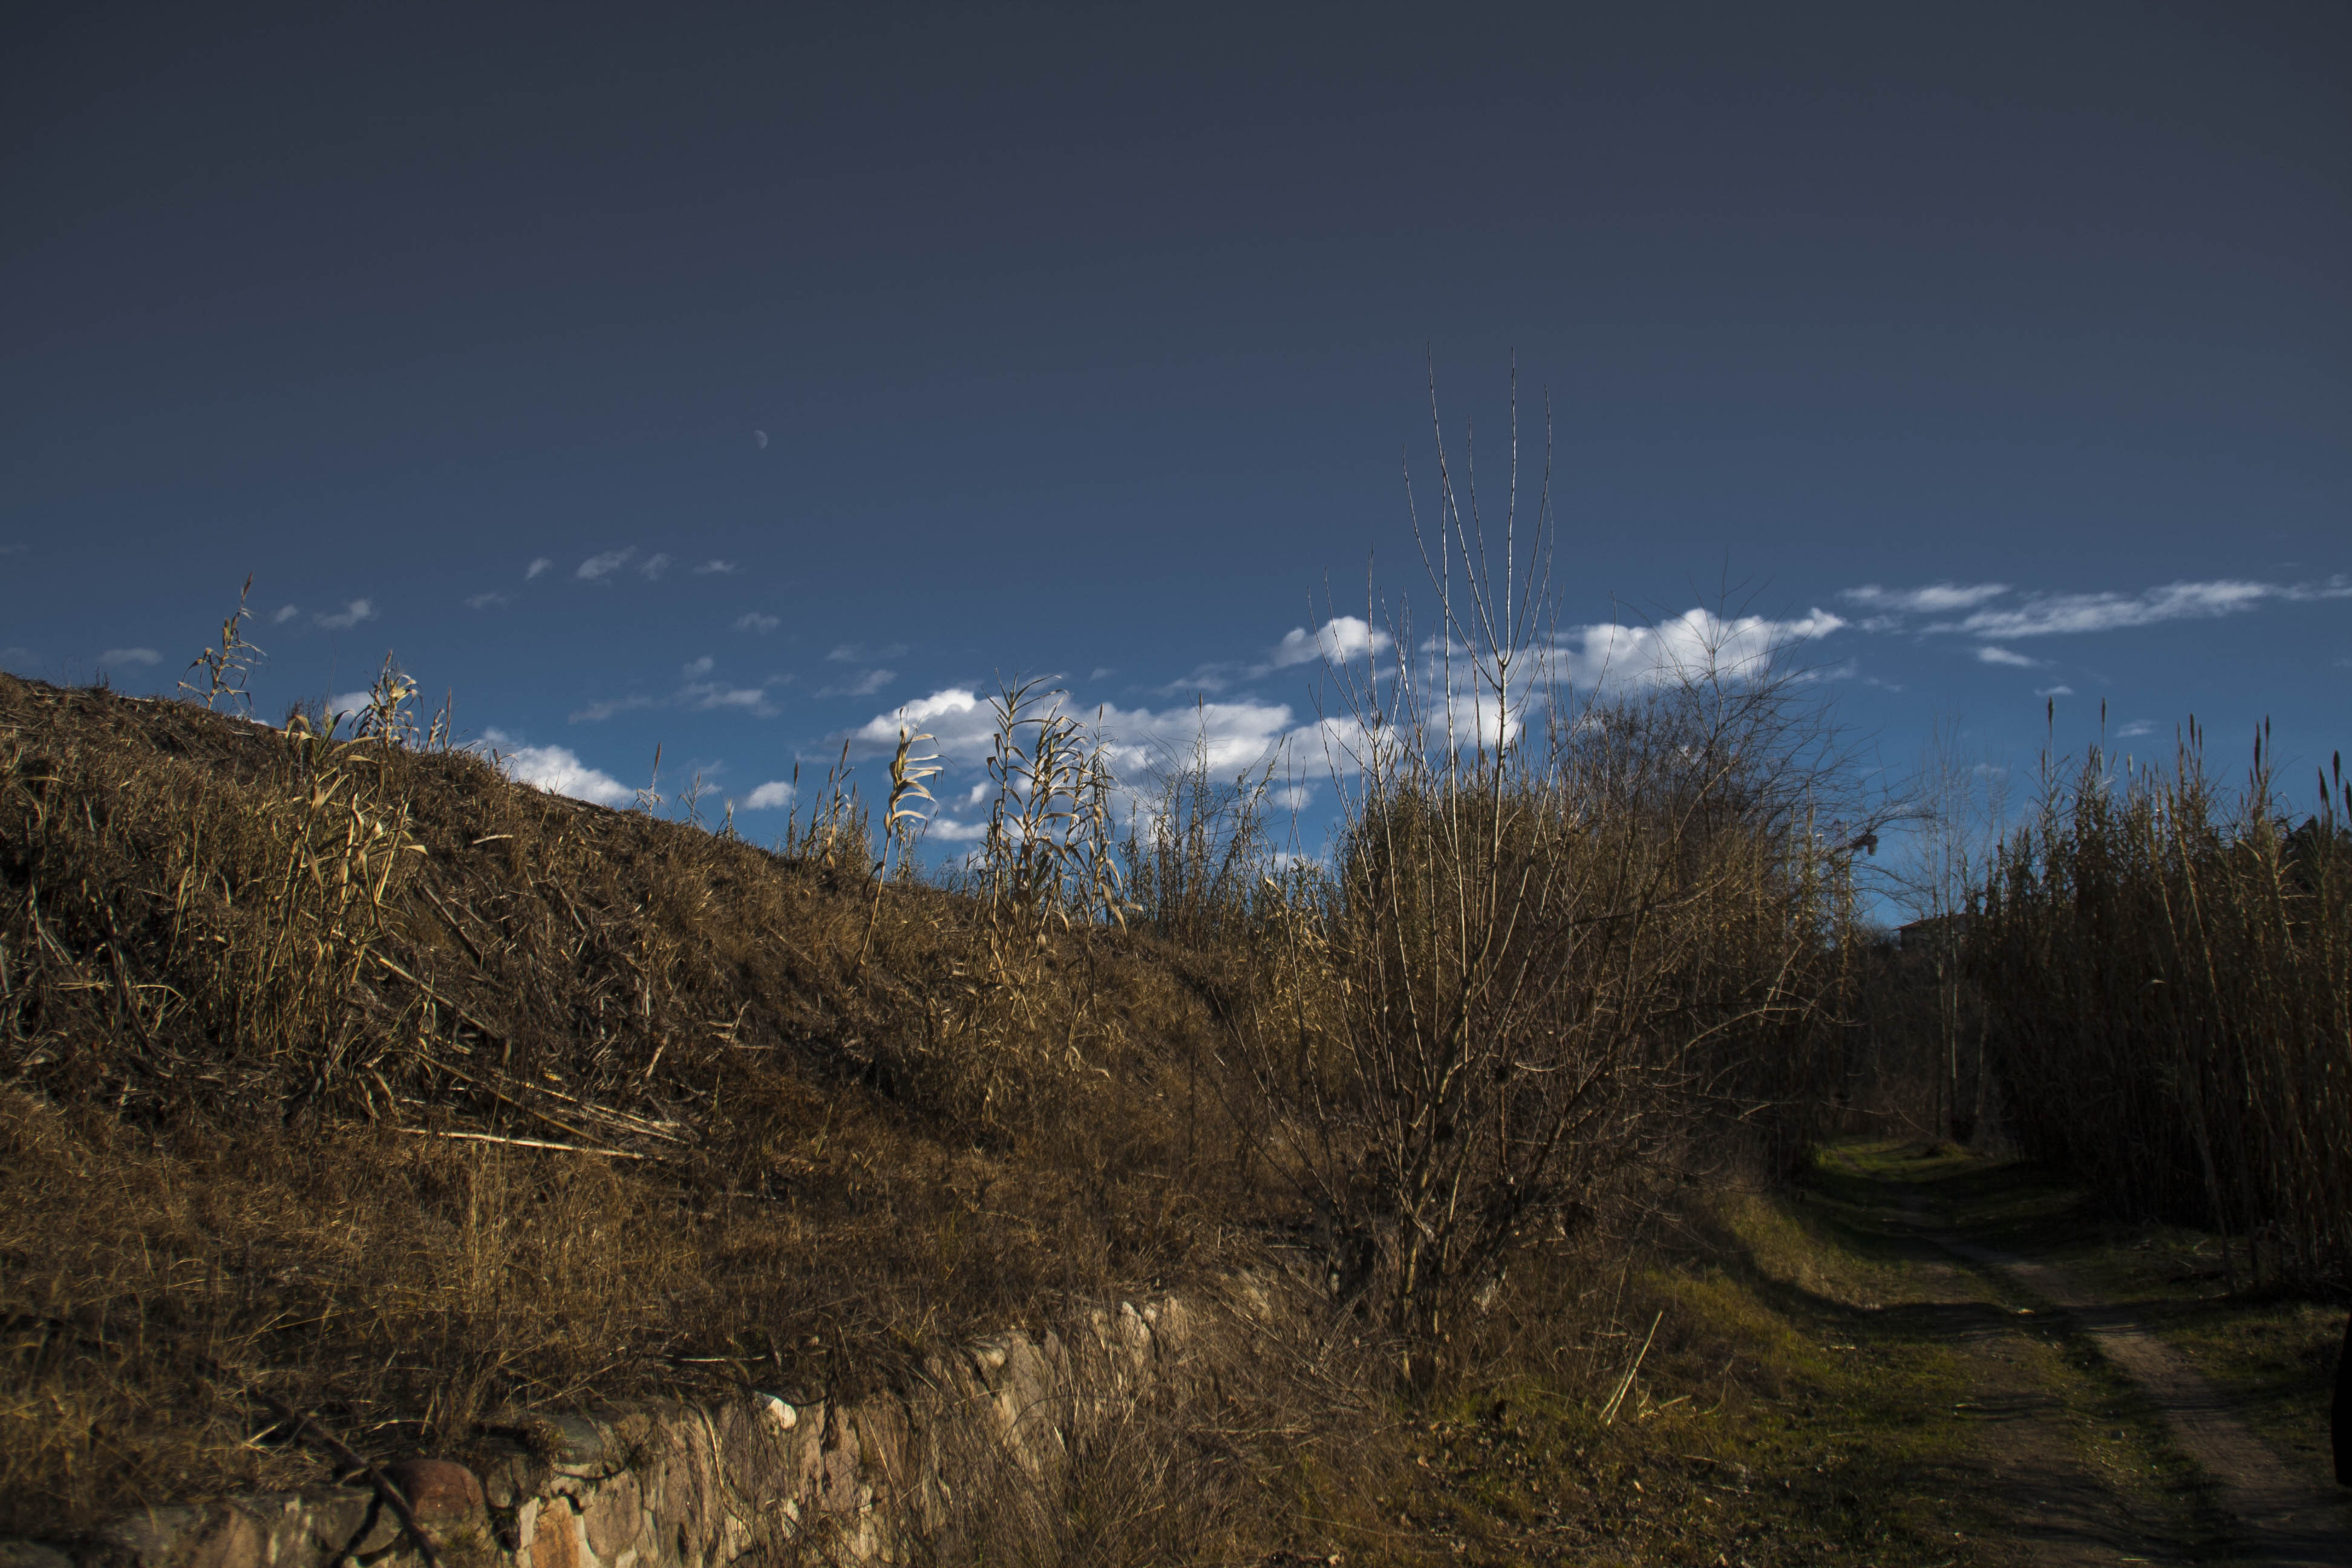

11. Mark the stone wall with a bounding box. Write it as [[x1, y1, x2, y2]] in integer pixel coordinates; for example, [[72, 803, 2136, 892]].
[[2, 1298, 1197, 1568]]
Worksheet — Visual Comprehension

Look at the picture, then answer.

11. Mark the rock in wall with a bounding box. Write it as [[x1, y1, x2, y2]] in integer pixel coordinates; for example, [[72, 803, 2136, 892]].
[[3, 1298, 1198, 1568]]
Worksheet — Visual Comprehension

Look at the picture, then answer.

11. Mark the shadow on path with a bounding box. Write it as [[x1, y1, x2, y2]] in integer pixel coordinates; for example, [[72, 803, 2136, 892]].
[[1834, 1145, 2351, 1568]]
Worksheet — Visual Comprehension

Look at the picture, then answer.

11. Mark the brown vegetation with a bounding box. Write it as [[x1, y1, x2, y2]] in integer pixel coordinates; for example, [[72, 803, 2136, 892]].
[[0, 668, 1265, 1540], [1970, 724, 2352, 1292]]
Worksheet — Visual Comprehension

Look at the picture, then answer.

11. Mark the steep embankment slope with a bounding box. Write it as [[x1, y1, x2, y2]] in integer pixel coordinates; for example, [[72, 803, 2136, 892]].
[[0, 673, 1255, 1538]]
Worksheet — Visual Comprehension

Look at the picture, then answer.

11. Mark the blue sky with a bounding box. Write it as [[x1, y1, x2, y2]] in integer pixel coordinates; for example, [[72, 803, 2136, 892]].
[[4, 1, 2348, 875]]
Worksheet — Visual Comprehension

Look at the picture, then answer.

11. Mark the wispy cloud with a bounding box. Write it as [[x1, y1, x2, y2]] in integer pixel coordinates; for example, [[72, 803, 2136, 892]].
[[1841, 582, 2011, 615], [315, 598, 376, 631], [681, 681, 782, 716], [735, 612, 780, 633], [578, 548, 637, 581], [272, 604, 301, 624], [819, 668, 896, 698], [526, 557, 552, 580], [828, 642, 908, 664], [2116, 720, 2154, 738], [1932, 577, 2351, 640], [97, 647, 160, 667], [2037, 685, 2076, 697], [569, 694, 658, 723], [639, 552, 672, 581], [485, 729, 631, 806], [1174, 615, 1400, 692], [693, 560, 737, 575], [572, 653, 785, 722], [1975, 645, 2037, 667], [466, 592, 512, 610], [1945, 580, 2281, 638], [742, 780, 794, 809]]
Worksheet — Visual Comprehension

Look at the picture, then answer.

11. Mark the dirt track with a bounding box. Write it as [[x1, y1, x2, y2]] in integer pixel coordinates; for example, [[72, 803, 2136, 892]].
[[1846, 1152, 2350, 1567]]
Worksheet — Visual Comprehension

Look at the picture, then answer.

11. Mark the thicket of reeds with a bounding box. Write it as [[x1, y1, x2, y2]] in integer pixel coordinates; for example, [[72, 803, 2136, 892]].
[[1970, 723, 2352, 1290]]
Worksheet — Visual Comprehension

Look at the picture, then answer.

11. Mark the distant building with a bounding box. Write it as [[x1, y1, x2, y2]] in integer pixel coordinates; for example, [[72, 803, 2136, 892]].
[[1895, 912, 1972, 952]]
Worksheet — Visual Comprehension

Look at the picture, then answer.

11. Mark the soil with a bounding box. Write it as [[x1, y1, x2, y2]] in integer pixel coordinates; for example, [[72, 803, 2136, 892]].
[[1853, 1149, 2352, 1567]]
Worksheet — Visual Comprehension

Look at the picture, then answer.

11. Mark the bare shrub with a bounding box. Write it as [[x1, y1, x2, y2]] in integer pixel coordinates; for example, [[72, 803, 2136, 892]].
[[1225, 376, 1875, 1376]]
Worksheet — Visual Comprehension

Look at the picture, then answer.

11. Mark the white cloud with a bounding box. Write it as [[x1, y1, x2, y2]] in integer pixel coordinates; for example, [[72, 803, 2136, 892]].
[[1553, 607, 1844, 690], [693, 560, 737, 575], [820, 668, 896, 698], [683, 656, 714, 677], [97, 647, 160, 667], [2037, 685, 2076, 697], [753, 430, 769, 449], [484, 729, 631, 807], [315, 598, 376, 631], [742, 780, 795, 809], [2116, 720, 2154, 738], [272, 604, 301, 624], [1841, 582, 2010, 615], [1941, 578, 2351, 639], [526, 557, 552, 580], [845, 687, 1295, 788], [1270, 615, 1392, 669], [327, 690, 372, 722], [578, 547, 637, 581], [1975, 645, 2037, 667], [639, 552, 671, 580], [466, 592, 512, 610], [1273, 784, 1316, 811], [735, 612, 780, 634]]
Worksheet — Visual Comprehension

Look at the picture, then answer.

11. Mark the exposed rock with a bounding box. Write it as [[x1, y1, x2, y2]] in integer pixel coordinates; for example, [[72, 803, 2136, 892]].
[[5, 1295, 1203, 1568]]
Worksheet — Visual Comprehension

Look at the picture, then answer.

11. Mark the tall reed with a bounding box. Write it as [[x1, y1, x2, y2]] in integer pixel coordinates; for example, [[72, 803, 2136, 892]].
[[1971, 724, 2352, 1288]]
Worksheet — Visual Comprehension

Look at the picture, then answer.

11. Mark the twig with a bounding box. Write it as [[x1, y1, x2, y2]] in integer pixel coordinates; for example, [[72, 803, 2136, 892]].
[[416, 884, 489, 970], [1599, 1309, 1662, 1425], [416, 1054, 638, 1152], [247, 1389, 442, 1568], [394, 1128, 648, 1158], [370, 952, 507, 1044]]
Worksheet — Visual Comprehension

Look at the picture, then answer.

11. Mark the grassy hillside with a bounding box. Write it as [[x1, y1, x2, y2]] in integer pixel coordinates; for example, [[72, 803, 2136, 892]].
[[0, 651, 1882, 1556], [0, 670, 1270, 1534]]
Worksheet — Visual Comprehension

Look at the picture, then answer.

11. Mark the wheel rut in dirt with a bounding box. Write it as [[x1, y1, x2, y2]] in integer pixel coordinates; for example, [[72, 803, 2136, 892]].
[[1843, 1147, 2351, 1567], [1929, 1230, 2351, 1568], [1878, 1223, 2161, 1566]]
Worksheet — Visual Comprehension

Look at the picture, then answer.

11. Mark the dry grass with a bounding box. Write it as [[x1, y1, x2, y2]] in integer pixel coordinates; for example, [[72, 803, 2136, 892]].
[[0, 670, 1284, 1544], [0, 555, 1893, 1557]]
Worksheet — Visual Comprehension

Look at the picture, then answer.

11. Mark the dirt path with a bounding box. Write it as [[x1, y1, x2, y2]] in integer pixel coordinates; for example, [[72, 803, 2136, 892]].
[[1843, 1151, 2351, 1567], [1887, 1238, 2160, 1566], [1927, 1229, 2350, 1568]]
